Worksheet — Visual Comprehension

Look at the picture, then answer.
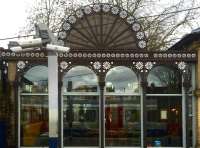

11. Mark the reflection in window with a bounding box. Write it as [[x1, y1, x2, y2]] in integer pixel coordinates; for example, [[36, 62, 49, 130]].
[[146, 97, 182, 147], [146, 66, 182, 147], [21, 66, 48, 93], [105, 67, 141, 146], [106, 66, 139, 93], [63, 66, 98, 92], [20, 66, 48, 146], [63, 66, 99, 146], [147, 66, 181, 94]]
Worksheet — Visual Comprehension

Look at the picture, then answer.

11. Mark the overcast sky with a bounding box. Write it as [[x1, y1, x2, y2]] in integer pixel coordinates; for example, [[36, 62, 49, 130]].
[[0, 0, 34, 48], [0, 0, 199, 48]]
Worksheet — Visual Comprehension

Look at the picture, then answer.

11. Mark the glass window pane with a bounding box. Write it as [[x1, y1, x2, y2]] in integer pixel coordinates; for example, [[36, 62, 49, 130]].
[[63, 96, 99, 146], [63, 66, 99, 146], [105, 67, 140, 146], [21, 95, 48, 146], [21, 66, 48, 93], [105, 96, 141, 146], [146, 96, 182, 147], [147, 66, 181, 94], [106, 66, 139, 93], [63, 66, 98, 92], [20, 66, 48, 146]]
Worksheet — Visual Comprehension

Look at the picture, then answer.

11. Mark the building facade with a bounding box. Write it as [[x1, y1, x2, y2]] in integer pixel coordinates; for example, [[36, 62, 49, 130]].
[[0, 3, 199, 148]]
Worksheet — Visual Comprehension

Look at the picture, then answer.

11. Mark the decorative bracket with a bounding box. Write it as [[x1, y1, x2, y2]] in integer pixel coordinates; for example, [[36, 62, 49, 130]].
[[90, 61, 114, 73], [133, 61, 156, 73]]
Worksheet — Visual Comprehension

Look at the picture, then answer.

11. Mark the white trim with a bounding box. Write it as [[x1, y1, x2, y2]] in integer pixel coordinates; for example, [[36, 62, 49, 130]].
[[20, 93, 48, 96], [105, 93, 140, 96], [146, 94, 182, 96], [63, 92, 140, 96], [48, 55, 58, 137], [63, 92, 99, 96]]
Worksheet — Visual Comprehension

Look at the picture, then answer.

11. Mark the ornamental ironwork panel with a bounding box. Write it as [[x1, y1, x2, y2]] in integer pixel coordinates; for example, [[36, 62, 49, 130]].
[[58, 4, 147, 50]]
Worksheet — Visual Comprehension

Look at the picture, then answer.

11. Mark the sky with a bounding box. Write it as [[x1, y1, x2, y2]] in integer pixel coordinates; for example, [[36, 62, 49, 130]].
[[0, 0, 199, 49], [0, 0, 33, 48]]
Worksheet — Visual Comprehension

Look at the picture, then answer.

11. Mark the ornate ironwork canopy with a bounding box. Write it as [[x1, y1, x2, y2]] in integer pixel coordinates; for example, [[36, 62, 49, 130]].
[[58, 4, 147, 50], [0, 3, 197, 78]]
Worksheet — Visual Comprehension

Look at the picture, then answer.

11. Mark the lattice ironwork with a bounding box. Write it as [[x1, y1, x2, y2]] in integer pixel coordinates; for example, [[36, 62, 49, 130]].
[[58, 4, 147, 50]]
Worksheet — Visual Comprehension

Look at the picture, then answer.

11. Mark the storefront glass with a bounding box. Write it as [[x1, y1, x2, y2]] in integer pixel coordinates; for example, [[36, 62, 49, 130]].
[[105, 66, 141, 146], [146, 66, 182, 147], [63, 66, 99, 146], [20, 65, 48, 146]]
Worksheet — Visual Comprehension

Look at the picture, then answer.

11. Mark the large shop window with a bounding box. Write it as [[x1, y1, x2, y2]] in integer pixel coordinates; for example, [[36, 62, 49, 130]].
[[146, 66, 182, 147], [105, 66, 141, 146], [20, 66, 48, 146], [62, 66, 99, 147]]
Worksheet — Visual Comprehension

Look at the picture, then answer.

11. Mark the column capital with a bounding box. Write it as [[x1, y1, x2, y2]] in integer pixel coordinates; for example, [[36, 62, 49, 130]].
[[98, 76, 105, 88]]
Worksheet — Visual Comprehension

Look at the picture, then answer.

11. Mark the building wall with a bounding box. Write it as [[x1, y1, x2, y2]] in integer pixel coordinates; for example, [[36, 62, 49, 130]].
[[7, 62, 17, 147]]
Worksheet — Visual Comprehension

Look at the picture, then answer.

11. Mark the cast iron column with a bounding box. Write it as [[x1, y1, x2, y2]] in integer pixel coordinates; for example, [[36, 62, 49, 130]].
[[141, 76, 147, 148], [98, 76, 105, 148]]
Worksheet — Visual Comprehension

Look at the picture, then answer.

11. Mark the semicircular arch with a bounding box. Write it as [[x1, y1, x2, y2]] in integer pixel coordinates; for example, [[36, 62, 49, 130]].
[[62, 66, 98, 92], [58, 3, 147, 50]]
